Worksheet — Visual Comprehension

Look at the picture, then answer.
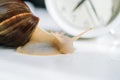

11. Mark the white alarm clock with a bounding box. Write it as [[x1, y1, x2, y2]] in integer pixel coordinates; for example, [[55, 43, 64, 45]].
[[45, 0, 120, 38]]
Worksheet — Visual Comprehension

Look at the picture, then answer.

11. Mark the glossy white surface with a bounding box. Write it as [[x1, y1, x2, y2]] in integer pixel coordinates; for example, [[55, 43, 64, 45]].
[[0, 40, 120, 80], [0, 3, 120, 80]]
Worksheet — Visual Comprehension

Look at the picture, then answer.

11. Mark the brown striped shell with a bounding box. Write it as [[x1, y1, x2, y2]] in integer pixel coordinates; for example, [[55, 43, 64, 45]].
[[0, 0, 39, 47]]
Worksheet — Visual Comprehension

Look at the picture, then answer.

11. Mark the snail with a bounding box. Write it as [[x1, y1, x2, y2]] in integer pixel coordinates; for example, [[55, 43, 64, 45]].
[[0, 0, 92, 56]]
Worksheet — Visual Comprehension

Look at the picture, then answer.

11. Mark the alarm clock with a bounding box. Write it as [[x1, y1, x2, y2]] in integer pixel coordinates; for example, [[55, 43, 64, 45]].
[[45, 0, 120, 38]]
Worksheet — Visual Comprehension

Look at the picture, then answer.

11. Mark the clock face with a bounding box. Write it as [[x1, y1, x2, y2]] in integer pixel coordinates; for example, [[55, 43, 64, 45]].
[[45, 0, 120, 37], [55, 0, 113, 29]]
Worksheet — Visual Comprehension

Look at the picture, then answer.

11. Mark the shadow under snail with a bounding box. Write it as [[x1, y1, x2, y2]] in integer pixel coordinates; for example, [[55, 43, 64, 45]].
[[0, 0, 92, 56]]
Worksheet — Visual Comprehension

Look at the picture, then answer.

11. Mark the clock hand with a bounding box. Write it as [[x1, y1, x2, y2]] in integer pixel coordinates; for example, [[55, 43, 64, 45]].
[[88, 0, 99, 20], [73, 0, 86, 11]]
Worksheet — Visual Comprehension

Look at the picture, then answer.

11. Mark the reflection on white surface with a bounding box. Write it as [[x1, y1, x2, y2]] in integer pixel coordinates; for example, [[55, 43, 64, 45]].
[[110, 42, 120, 61], [0, 2, 120, 80], [0, 40, 120, 80]]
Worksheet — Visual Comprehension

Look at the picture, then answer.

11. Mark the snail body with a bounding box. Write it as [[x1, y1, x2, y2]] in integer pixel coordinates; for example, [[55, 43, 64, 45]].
[[17, 27, 92, 55], [0, 0, 92, 55]]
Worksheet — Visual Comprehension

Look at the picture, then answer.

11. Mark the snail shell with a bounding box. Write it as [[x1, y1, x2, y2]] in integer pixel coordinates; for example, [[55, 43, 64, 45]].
[[0, 0, 39, 47]]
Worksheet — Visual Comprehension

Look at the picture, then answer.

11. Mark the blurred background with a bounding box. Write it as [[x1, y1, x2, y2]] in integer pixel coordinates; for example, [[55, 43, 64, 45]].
[[23, 0, 46, 8]]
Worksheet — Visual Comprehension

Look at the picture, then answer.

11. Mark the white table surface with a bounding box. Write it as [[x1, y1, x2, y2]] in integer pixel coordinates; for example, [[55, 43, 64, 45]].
[[0, 3, 120, 80]]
